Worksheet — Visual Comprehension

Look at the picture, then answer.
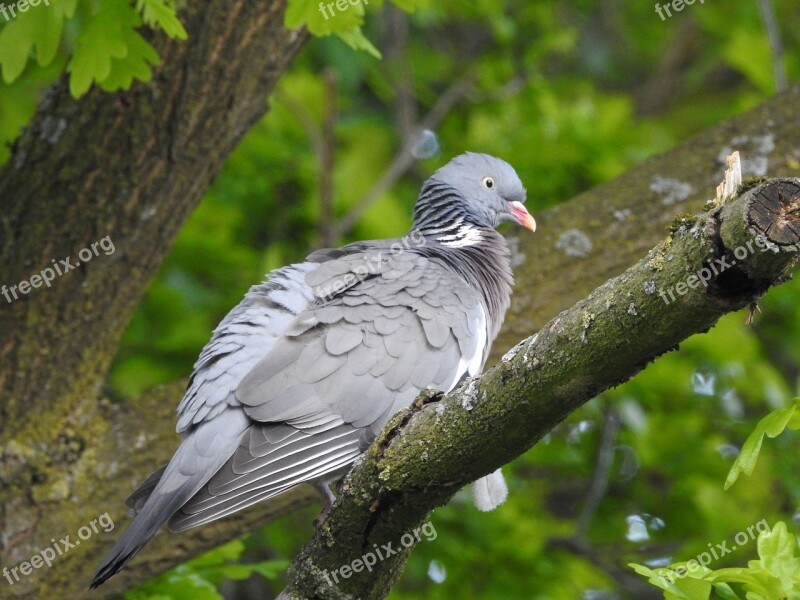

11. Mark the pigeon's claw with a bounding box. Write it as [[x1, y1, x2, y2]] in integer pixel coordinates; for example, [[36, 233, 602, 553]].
[[313, 481, 338, 528]]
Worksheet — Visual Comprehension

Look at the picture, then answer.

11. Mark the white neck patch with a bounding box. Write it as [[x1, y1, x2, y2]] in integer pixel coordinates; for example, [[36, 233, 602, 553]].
[[438, 224, 483, 248]]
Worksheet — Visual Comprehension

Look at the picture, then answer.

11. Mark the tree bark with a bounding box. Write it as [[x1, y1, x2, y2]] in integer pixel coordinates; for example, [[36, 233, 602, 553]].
[[0, 12, 797, 595], [0, 0, 307, 426]]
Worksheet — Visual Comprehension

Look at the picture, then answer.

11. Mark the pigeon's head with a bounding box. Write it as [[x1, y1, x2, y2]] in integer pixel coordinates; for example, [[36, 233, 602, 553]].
[[417, 152, 536, 232]]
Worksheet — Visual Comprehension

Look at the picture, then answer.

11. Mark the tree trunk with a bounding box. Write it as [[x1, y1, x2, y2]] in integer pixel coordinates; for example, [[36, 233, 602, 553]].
[[0, 0, 307, 425], [0, 1, 307, 598], [0, 8, 798, 593]]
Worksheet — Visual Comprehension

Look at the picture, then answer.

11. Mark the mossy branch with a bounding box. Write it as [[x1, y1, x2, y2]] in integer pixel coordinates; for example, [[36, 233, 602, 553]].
[[280, 178, 800, 600]]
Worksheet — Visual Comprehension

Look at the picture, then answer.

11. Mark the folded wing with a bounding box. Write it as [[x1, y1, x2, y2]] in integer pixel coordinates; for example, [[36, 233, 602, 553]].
[[169, 247, 487, 530]]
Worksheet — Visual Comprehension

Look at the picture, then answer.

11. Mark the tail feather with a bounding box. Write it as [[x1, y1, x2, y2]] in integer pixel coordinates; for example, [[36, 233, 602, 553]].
[[90, 411, 248, 588], [125, 464, 167, 514], [90, 484, 197, 588], [471, 468, 508, 512]]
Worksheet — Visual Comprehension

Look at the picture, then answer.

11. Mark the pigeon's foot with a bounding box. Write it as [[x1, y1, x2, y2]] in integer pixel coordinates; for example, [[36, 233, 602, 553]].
[[313, 481, 337, 528]]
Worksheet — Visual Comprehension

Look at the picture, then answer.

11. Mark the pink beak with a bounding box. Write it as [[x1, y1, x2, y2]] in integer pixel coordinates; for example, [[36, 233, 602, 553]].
[[509, 201, 537, 232]]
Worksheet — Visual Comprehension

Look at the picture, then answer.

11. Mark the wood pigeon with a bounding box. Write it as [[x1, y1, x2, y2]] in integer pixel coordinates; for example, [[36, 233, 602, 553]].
[[91, 152, 536, 587]]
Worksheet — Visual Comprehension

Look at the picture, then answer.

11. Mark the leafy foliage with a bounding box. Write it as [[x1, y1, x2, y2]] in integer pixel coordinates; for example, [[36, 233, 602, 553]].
[[0, 0, 185, 98], [136, 0, 187, 39], [631, 522, 800, 600], [125, 539, 289, 599], [286, 0, 432, 57], [725, 398, 800, 490], [67, 0, 158, 96], [0, 0, 77, 83]]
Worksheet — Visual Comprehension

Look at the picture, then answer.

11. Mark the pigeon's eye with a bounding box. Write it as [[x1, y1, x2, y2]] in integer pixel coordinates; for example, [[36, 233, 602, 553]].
[[482, 177, 495, 189]]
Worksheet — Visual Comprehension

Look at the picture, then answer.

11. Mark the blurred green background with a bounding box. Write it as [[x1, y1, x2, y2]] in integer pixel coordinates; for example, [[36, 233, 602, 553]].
[[3, 0, 800, 598]]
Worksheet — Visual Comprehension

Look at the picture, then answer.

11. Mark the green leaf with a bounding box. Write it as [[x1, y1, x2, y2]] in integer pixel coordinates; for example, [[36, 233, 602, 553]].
[[67, 0, 140, 97], [210, 564, 255, 581], [0, 0, 77, 83], [284, 0, 417, 57], [389, 0, 430, 11], [711, 582, 742, 600], [749, 522, 800, 589], [707, 567, 786, 600], [666, 576, 713, 600], [126, 570, 222, 600], [286, 0, 367, 36], [125, 537, 288, 599], [722, 27, 775, 93], [0, 18, 38, 83], [786, 399, 800, 429], [336, 28, 381, 59], [136, 0, 188, 39], [724, 400, 799, 489], [628, 563, 691, 598], [99, 29, 160, 92], [251, 560, 291, 580], [184, 540, 245, 568]]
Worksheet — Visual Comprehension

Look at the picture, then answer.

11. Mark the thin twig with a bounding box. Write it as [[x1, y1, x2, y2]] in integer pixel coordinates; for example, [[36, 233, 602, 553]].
[[319, 69, 338, 248], [385, 5, 417, 146], [275, 77, 338, 248], [331, 75, 476, 239], [575, 407, 620, 539], [756, 0, 788, 92], [275, 90, 323, 155]]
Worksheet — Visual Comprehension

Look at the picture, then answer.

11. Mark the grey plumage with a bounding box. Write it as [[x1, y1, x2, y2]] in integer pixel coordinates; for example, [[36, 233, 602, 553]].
[[91, 152, 535, 588]]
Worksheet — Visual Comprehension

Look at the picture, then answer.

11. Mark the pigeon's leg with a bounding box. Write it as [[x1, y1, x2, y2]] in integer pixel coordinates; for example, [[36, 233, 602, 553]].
[[313, 480, 337, 527]]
